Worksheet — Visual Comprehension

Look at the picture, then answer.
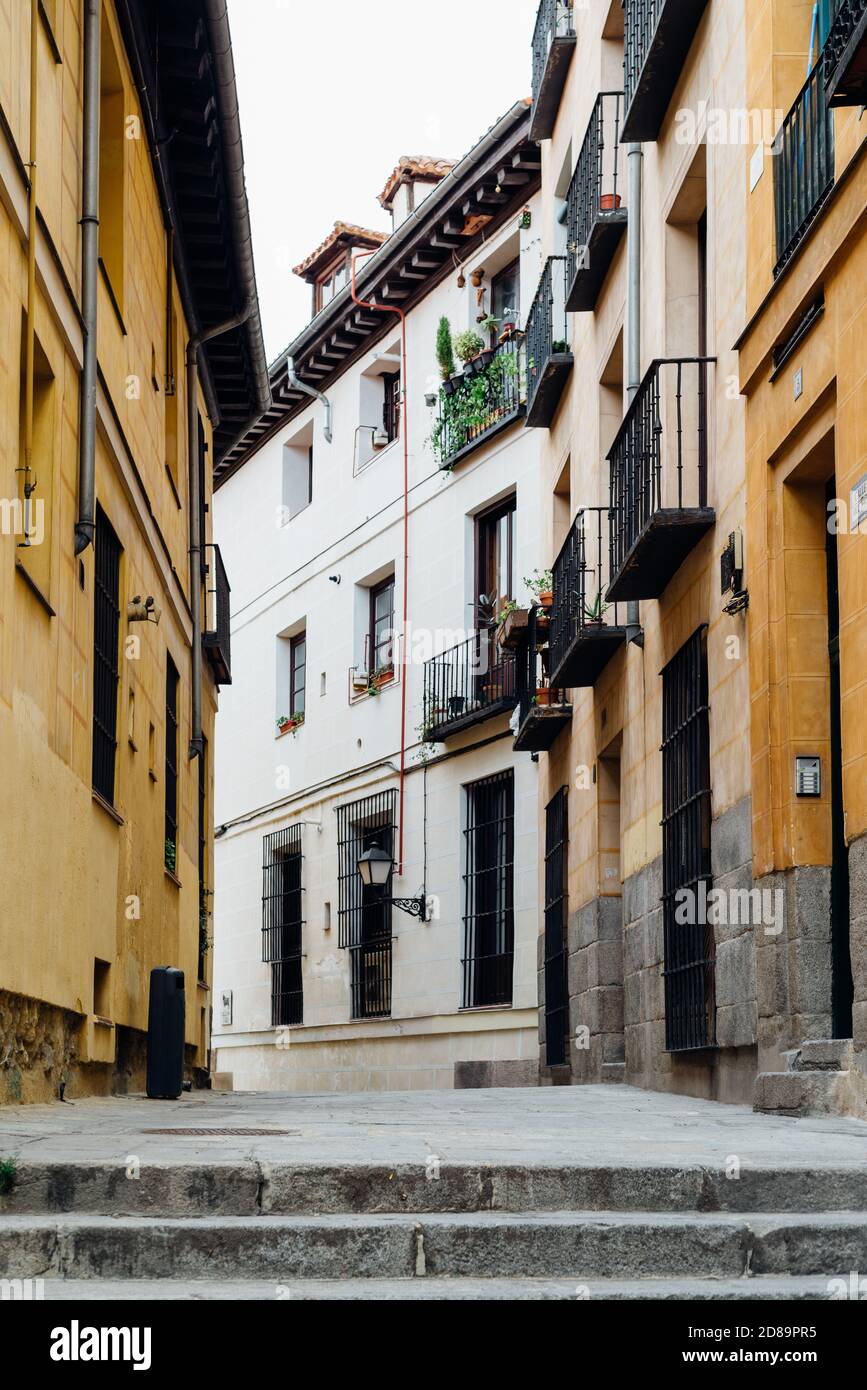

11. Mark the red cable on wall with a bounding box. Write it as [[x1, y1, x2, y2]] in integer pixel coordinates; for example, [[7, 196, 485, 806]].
[[351, 251, 410, 875]]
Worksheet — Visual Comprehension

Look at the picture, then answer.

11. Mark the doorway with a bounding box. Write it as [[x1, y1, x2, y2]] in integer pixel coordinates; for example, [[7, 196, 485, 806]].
[[825, 477, 853, 1036]]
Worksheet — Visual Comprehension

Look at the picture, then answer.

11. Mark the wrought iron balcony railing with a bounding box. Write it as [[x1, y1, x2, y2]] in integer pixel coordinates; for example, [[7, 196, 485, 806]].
[[423, 633, 517, 741], [566, 91, 627, 312], [525, 256, 573, 428], [824, 0, 867, 107], [514, 606, 571, 753], [433, 335, 526, 472], [550, 508, 627, 690], [773, 57, 835, 278], [621, 0, 710, 143], [203, 542, 231, 686], [607, 357, 715, 602], [530, 0, 577, 142]]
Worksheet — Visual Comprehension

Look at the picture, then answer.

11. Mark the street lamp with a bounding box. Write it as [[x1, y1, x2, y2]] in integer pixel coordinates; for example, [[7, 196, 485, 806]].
[[356, 842, 427, 921]]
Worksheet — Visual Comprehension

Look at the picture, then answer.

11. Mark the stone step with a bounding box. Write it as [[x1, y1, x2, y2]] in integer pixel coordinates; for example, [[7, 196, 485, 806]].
[[601, 1063, 626, 1084], [790, 1039, 854, 1072], [3, 1211, 866, 1282], [35, 1274, 841, 1301], [6, 1160, 867, 1217], [754, 1070, 851, 1117]]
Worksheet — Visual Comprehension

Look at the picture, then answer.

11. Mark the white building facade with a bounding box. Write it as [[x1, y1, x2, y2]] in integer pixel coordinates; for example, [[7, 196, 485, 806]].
[[212, 105, 550, 1092]]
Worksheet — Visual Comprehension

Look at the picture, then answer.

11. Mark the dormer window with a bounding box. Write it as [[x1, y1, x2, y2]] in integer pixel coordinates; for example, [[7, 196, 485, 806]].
[[315, 256, 351, 313]]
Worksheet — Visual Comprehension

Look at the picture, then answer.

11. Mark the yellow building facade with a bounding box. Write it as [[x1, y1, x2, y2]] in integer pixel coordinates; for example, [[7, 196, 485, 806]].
[[528, 0, 866, 1113], [0, 0, 267, 1102]]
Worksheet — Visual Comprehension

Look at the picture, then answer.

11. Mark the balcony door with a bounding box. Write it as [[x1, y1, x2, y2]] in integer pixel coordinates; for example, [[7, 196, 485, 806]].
[[475, 496, 516, 700]]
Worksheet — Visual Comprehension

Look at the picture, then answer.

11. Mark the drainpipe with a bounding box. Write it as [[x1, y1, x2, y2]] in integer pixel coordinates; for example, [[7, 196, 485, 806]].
[[187, 303, 253, 761], [75, 0, 101, 556], [286, 357, 332, 443], [625, 142, 644, 648], [20, 0, 38, 545], [351, 250, 410, 875]]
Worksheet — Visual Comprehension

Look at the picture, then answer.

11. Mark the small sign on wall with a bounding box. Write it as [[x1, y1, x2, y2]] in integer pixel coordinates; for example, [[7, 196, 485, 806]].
[[221, 990, 233, 1027], [793, 367, 804, 401], [851, 474, 867, 533]]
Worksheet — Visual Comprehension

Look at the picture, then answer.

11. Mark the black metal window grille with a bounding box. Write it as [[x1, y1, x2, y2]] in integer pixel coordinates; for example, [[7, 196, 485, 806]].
[[92, 505, 122, 804], [544, 787, 569, 1066], [773, 56, 835, 277], [566, 91, 624, 285], [525, 255, 570, 414], [551, 508, 626, 672], [532, 0, 576, 108], [623, 0, 664, 115], [462, 771, 515, 1009], [824, 0, 866, 104], [608, 357, 712, 581], [337, 790, 397, 1019], [164, 656, 179, 867], [661, 626, 714, 1052], [262, 825, 304, 1027], [203, 543, 232, 686]]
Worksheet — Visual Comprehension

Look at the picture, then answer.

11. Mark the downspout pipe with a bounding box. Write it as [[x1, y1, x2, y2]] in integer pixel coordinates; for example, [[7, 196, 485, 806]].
[[21, 0, 38, 543], [75, 0, 101, 556], [625, 142, 644, 647], [187, 302, 253, 761], [286, 357, 332, 444]]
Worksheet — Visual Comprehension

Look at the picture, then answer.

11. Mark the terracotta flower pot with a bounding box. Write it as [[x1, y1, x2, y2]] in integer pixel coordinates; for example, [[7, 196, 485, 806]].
[[600, 193, 622, 212], [539, 590, 554, 609], [535, 688, 552, 707]]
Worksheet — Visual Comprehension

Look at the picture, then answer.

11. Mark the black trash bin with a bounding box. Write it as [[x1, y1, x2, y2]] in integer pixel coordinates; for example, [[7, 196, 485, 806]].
[[146, 966, 185, 1099]]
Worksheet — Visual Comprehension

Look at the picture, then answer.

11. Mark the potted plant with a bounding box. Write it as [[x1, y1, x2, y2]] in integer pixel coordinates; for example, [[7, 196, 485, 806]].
[[371, 665, 394, 690], [552, 339, 569, 354], [276, 714, 292, 735], [479, 314, 501, 355], [454, 330, 486, 376], [165, 838, 177, 873], [448, 694, 467, 717], [535, 685, 552, 707], [600, 192, 622, 212], [470, 267, 485, 289], [496, 601, 529, 649], [524, 569, 554, 609], [436, 316, 455, 382], [583, 591, 610, 625]]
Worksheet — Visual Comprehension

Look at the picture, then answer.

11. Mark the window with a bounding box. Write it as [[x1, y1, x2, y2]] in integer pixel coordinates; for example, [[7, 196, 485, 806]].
[[462, 771, 514, 1008], [382, 371, 401, 444], [92, 505, 122, 805], [315, 256, 349, 313], [662, 627, 714, 1051], [476, 496, 516, 625], [17, 322, 55, 601], [492, 259, 520, 330], [282, 438, 313, 520], [290, 633, 306, 717], [337, 790, 396, 1019], [165, 300, 181, 498], [369, 578, 395, 676], [165, 656, 179, 871], [99, 9, 125, 310], [544, 787, 569, 1065], [262, 825, 304, 1027]]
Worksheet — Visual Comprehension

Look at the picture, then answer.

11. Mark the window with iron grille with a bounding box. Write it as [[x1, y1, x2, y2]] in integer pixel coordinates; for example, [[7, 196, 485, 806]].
[[336, 790, 396, 1019], [165, 656, 179, 871], [661, 626, 715, 1051], [262, 825, 304, 1027], [544, 787, 569, 1065], [462, 770, 514, 1009], [92, 504, 122, 805]]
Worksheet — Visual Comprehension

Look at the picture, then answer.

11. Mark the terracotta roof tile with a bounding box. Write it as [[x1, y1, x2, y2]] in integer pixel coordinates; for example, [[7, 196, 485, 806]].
[[377, 156, 456, 210], [292, 221, 388, 280]]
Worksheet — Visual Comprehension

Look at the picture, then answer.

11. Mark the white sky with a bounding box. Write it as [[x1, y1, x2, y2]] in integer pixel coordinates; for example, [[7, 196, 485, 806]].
[[228, 0, 536, 362]]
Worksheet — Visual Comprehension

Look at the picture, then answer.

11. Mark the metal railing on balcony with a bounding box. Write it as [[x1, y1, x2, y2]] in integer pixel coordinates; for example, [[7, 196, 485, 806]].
[[607, 357, 715, 601], [434, 335, 526, 471], [550, 508, 627, 689], [514, 606, 571, 753], [566, 92, 626, 310], [203, 542, 231, 686], [531, 0, 577, 141], [773, 57, 835, 277], [423, 633, 517, 740], [622, 0, 709, 142], [525, 256, 572, 427], [824, 0, 867, 108]]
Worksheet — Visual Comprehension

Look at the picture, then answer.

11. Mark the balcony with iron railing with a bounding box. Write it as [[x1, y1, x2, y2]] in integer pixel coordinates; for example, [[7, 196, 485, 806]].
[[203, 542, 231, 686], [525, 257, 573, 428], [621, 0, 710, 143], [549, 508, 628, 690], [607, 357, 715, 603], [530, 0, 577, 142], [513, 606, 572, 753], [432, 334, 526, 472], [774, 56, 835, 278], [824, 0, 867, 106], [423, 633, 517, 742], [566, 91, 627, 313]]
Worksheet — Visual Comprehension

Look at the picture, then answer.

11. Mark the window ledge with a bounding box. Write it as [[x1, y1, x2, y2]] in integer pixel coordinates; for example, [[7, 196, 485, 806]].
[[38, 0, 62, 63], [15, 561, 55, 616], [165, 464, 182, 510], [164, 866, 182, 889], [98, 257, 127, 335], [92, 790, 123, 826]]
